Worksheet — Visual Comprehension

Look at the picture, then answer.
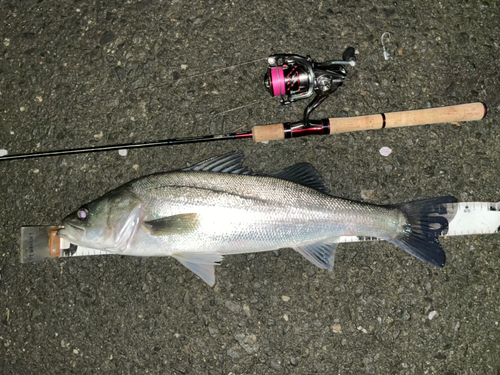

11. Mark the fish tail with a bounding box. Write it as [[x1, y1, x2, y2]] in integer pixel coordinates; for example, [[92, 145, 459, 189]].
[[388, 196, 457, 267]]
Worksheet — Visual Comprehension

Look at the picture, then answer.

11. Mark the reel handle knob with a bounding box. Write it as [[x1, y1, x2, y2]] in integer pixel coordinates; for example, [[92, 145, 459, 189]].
[[342, 47, 356, 62]]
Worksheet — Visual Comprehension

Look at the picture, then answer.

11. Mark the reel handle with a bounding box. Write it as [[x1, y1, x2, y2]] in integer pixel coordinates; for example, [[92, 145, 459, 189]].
[[252, 103, 486, 142]]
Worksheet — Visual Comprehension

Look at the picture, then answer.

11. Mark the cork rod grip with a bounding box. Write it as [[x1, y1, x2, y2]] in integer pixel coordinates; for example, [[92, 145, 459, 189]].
[[329, 102, 486, 135], [251, 103, 486, 142], [252, 123, 285, 142]]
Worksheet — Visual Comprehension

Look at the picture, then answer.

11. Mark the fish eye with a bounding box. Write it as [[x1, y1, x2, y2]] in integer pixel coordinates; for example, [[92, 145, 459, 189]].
[[77, 207, 89, 220]]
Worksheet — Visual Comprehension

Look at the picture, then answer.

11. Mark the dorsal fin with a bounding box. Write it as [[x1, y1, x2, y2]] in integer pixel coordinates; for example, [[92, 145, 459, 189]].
[[182, 152, 254, 175], [272, 163, 330, 194]]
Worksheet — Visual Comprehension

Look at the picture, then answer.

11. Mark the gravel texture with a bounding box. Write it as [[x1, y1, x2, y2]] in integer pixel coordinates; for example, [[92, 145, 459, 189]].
[[1, 0, 500, 374]]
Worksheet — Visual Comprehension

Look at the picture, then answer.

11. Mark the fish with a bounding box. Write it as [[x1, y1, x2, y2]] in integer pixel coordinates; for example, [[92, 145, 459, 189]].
[[58, 152, 457, 286]]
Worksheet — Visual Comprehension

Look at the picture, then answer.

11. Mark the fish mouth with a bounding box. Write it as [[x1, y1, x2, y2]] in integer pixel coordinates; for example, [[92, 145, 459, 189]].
[[57, 223, 85, 242]]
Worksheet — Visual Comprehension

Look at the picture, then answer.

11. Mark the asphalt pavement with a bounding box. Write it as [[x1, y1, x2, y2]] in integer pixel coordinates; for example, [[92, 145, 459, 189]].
[[1, 0, 499, 373]]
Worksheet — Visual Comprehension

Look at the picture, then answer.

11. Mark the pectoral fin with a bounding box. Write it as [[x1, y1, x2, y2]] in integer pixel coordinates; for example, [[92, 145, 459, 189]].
[[293, 239, 339, 271], [144, 213, 200, 236], [172, 252, 223, 286]]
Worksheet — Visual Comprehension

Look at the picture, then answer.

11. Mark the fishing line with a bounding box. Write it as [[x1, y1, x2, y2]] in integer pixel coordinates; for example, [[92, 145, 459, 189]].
[[129, 57, 269, 92]]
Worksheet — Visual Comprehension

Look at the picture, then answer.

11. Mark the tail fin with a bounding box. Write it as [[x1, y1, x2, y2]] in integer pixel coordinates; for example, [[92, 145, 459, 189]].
[[388, 196, 457, 267]]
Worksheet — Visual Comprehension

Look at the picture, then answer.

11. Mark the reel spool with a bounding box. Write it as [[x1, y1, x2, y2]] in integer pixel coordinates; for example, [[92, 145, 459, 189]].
[[264, 47, 356, 126]]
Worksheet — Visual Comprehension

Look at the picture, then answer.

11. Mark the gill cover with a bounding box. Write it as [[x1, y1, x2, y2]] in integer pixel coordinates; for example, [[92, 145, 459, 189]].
[[59, 188, 144, 252]]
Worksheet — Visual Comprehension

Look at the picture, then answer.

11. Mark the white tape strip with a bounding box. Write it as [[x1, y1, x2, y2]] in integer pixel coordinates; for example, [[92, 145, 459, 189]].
[[446, 202, 500, 236], [60, 238, 110, 257]]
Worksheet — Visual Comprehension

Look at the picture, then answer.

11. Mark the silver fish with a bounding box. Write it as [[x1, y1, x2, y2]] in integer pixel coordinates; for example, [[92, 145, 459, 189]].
[[58, 153, 456, 285]]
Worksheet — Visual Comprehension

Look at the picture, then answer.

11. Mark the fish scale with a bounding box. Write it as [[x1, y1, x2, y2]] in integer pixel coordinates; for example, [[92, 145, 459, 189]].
[[130, 172, 396, 251]]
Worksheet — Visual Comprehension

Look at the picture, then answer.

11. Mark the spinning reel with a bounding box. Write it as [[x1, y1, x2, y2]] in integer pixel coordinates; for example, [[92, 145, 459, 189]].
[[264, 47, 356, 127]]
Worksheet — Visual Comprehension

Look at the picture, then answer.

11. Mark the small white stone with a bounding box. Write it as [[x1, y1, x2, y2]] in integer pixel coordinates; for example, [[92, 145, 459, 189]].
[[379, 147, 392, 156], [20, 107, 26, 112], [181, 64, 188, 70], [118, 149, 127, 157], [0, 149, 8, 157], [281, 295, 290, 302], [357, 326, 368, 334], [428, 310, 437, 320], [283, 314, 289, 321], [3, 38, 10, 47]]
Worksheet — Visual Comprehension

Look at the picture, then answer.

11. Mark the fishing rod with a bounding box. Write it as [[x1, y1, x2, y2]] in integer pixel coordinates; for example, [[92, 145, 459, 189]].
[[0, 48, 487, 161]]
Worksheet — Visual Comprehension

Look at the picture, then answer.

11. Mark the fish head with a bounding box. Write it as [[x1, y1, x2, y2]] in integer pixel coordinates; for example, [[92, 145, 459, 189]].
[[58, 188, 144, 252]]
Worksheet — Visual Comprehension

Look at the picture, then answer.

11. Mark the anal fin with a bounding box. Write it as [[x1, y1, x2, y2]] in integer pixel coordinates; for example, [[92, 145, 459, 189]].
[[293, 239, 339, 271], [172, 252, 223, 286]]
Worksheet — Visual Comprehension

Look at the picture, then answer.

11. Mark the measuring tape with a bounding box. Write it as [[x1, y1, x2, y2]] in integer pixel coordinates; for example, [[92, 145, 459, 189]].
[[20, 201, 500, 264]]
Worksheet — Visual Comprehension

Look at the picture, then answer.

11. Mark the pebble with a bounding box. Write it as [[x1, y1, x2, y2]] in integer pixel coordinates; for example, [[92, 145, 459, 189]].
[[0, 149, 8, 157], [242, 304, 251, 317], [357, 326, 368, 334], [281, 295, 290, 302], [118, 149, 128, 156], [379, 147, 392, 156], [270, 360, 282, 371], [227, 348, 240, 359], [402, 310, 411, 321], [100, 31, 116, 45], [428, 311, 437, 320], [306, 266, 316, 277], [361, 189, 378, 201], [234, 333, 259, 354], [225, 301, 241, 314], [332, 323, 342, 333]]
